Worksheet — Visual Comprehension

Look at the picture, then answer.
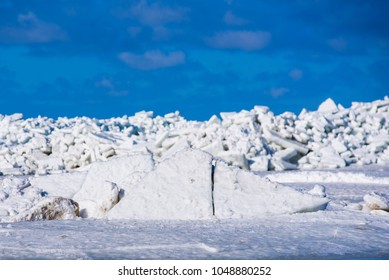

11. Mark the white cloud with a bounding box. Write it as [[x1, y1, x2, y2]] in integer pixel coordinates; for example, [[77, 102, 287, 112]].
[[118, 50, 185, 70], [289, 69, 303, 81], [206, 30, 271, 51], [270, 87, 289, 98], [327, 37, 347, 52], [95, 78, 114, 89], [223, 11, 248, 26], [0, 11, 67, 43], [94, 77, 129, 97], [130, 0, 188, 27], [109, 90, 129, 97]]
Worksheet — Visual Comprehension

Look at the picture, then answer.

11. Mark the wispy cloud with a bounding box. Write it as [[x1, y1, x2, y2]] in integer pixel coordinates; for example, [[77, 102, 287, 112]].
[[206, 30, 271, 51], [289, 69, 303, 81], [113, 1, 188, 42], [129, 0, 188, 27], [327, 37, 347, 52], [118, 50, 185, 70], [0, 12, 67, 44], [270, 87, 289, 98], [223, 11, 248, 26], [95, 78, 114, 89], [94, 77, 129, 97]]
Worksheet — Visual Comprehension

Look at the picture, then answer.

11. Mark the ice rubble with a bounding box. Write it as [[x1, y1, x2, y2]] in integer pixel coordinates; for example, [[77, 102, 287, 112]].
[[1, 97, 389, 222], [0, 97, 389, 176]]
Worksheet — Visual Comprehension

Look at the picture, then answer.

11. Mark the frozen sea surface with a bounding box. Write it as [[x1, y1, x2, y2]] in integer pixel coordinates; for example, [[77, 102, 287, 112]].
[[1, 212, 389, 260]]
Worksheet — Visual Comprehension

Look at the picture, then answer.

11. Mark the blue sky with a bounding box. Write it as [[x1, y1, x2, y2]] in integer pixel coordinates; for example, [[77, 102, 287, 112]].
[[0, 0, 388, 120]]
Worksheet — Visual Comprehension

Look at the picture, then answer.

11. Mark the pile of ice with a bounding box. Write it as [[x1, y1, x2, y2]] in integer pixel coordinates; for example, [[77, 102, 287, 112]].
[[1, 97, 389, 222], [0, 149, 330, 222], [1, 97, 389, 176]]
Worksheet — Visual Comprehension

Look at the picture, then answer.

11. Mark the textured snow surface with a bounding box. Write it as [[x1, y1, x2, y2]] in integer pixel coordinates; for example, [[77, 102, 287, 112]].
[[1, 210, 389, 260]]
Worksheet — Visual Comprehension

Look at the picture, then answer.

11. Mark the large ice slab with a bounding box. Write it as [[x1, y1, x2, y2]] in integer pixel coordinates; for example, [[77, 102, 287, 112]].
[[213, 161, 329, 219], [30, 171, 87, 199], [73, 152, 154, 218], [263, 127, 310, 155], [108, 149, 214, 220], [105, 149, 330, 220]]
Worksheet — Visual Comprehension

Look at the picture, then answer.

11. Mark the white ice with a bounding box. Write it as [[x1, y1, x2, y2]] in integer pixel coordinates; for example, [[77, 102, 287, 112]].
[[1, 97, 389, 259]]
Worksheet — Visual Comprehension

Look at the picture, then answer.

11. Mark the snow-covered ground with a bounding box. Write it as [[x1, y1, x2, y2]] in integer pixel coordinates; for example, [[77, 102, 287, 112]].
[[1, 98, 389, 259]]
